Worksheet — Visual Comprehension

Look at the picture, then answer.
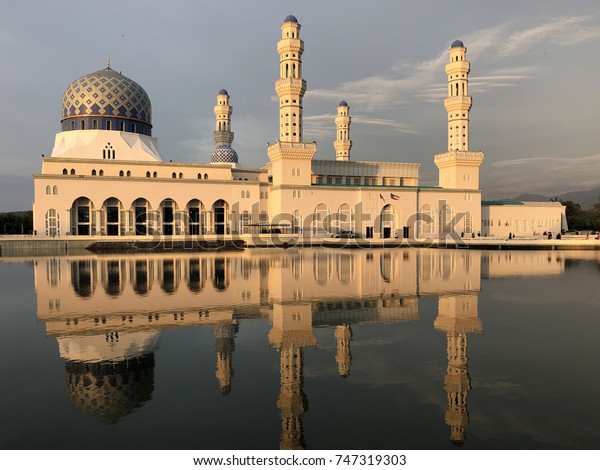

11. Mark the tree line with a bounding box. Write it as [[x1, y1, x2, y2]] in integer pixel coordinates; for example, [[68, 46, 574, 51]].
[[0, 211, 33, 235], [558, 198, 600, 232]]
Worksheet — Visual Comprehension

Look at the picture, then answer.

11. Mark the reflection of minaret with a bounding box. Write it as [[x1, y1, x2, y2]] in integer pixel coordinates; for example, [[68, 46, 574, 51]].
[[433, 294, 482, 445], [213, 320, 239, 395], [268, 303, 316, 450], [335, 324, 352, 377]]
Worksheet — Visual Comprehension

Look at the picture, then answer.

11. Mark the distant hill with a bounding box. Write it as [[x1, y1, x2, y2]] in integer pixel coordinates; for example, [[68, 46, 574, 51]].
[[509, 186, 600, 209]]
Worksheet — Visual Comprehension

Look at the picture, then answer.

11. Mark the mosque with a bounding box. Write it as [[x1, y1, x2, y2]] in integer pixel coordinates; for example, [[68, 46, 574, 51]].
[[32, 15, 564, 241]]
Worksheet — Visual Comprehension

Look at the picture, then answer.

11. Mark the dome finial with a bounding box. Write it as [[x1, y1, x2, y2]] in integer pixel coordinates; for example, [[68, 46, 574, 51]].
[[107, 53, 111, 70]]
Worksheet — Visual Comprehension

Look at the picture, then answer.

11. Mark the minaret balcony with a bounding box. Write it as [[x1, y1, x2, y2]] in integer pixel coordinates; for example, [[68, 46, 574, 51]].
[[277, 40, 304, 55], [276, 78, 306, 96], [445, 61, 470, 74], [444, 96, 472, 112]]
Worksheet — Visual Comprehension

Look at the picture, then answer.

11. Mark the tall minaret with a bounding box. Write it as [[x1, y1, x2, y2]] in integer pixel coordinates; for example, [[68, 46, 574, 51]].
[[434, 40, 484, 190], [214, 89, 233, 147], [267, 16, 317, 190], [211, 89, 239, 165], [334, 324, 352, 377], [334, 101, 352, 161], [433, 294, 482, 445], [213, 320, 239, 395]]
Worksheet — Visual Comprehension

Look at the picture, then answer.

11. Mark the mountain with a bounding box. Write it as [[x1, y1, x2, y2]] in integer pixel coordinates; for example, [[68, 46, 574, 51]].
[[509, 186, 600, 209]]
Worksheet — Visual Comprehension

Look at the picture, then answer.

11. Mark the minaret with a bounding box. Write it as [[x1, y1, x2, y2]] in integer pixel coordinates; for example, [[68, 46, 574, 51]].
[[213, 89, 233, 147], [334, 101, 352, 161], [433, 294, 483, 445], [268, 303, 316, 450], [211, 89, 239, 165], [267, 15, 317, 190], [334, 324, 352, 377], [213, 320, 239, 395], [434, 40, 484, 190]]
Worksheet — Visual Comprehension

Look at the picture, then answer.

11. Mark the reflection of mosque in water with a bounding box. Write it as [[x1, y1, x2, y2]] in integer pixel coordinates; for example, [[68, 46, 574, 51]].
[[32, 249, 568, 447]]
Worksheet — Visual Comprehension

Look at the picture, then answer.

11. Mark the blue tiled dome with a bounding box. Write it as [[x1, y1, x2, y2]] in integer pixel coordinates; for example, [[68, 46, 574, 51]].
[[61, 67, 152, 136], [218, 89, 228, 96], [211, 145, 238, 164], [451, 40, 464, 48], [339, 100, 348, 107], [284, 15, 298, 23]]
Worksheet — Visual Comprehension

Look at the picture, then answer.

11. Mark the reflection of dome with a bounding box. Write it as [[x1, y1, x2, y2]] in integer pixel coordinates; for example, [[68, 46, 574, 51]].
[[61, 67, 152, 136], [338, 100, 348, 107], [65, 354, 155, 424], [211, 145, 239, 164], [284, 15, 298, 23], [451, 40, 464, 48]]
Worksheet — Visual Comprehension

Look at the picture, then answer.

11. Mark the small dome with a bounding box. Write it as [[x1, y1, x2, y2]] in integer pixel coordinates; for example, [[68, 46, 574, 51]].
[[284, 15, 298, 23], [451, 39, 464, 48], [218, 88, 228, 96], [338, 100, 348, 107], [211, 145, 238, 164]]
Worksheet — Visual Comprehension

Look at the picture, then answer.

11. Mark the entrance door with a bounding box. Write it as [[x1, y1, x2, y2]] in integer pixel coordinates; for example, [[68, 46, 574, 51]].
[[214, 207, 225, 234], [383, 227, 391, 239]]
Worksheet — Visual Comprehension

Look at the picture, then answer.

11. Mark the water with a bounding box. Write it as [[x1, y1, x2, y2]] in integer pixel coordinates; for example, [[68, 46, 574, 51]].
[[0, 248, 599, 450]]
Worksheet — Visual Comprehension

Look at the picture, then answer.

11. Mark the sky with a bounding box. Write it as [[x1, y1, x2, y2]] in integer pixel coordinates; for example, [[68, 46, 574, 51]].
[[1, 0, 599, 211]]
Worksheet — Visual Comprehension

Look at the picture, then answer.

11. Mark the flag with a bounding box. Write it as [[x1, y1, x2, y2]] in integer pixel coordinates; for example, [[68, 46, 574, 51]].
[[390, 193, 399, 200], [379, 194, 385, 201]]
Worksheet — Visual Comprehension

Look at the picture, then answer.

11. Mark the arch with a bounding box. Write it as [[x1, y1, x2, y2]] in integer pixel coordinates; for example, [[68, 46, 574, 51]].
[[337, 203, 351, 230], [71, 259, 95, 297], [439, 204, 455, 234], [62, 168, 68, 175], [45, 209, 59, 236], [161, 258, 181, 294], [103, 259, 124, 296], [186, 199, 206, 235], [380, 204, 394, 239], [102, 197, 123, 236], [146, 171, 151, 178], [119, 170, 124, 177], [212, 199, 229, 235], [172, 172, 177, 179], [241, 210, 251, 234], [70, 197, 93, 235], [91, 169, 97, 176], [70, 169, 75, 175], [313, 203, 329, 235], [204, 173, 208, 180], [419, 204, 435, 235], [126, 170, 131, 177], [45, 185, 51, 195], [153, 171, 158, 178], [179, 172, 183, 179], [99, 169, 104, 176], [464, 211, 472, 234], [159, 198, 179, 235], [131, 198, 152, 235], [292, 210, 301, 234]]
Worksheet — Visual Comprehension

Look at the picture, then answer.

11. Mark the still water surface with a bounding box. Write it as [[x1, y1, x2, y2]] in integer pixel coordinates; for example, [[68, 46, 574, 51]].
[[0, 248, 599, 450]]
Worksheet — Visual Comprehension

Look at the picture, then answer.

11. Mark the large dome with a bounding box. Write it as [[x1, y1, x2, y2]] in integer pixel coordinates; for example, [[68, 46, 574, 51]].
[[61, 67, 152, 136], [212, 145, 239, 164]]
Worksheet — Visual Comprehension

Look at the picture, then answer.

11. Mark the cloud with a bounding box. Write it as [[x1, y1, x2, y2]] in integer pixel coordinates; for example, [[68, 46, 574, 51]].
[[498, 16, 600, 56]]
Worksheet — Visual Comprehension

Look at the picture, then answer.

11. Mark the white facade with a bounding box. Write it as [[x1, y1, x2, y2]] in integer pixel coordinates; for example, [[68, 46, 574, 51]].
[[32, 16, 563, 241]]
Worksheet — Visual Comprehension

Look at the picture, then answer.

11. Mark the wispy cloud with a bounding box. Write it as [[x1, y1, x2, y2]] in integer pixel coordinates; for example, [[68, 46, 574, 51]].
[[498, 16, 600, 56]]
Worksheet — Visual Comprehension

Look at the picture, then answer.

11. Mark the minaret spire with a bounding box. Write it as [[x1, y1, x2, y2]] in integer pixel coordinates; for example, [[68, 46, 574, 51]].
[[334, 101, 352, 161], [433, 40, 484, 192], [445, 40, 471, 151], [267, 16, 317, 187], [211, 89, 239, 165]]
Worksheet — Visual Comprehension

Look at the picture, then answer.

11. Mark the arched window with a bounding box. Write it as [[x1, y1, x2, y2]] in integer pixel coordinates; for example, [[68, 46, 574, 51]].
[[126, 170, 131, 177], [245, 190, 250, 198], [52, 185, 58, 195], [338, 204, 351, 230], [92, 169, 97, 176], [204, 173, 208, 180], [45, 209, 59, 236], [313, 203, 329, 235], [419, 204, 435, 235], [172, 172, 176, 179], [45, 185, 51, 195], [70, 169, 75, 175], [146, 171, 151, 177], [62, 169, 68, 175], [119, 170, 124, 177], [153, 172, 158, 178], [439, 205, 454, 234], [99, 170, 104, 176], [179, 172, 183, 179]]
